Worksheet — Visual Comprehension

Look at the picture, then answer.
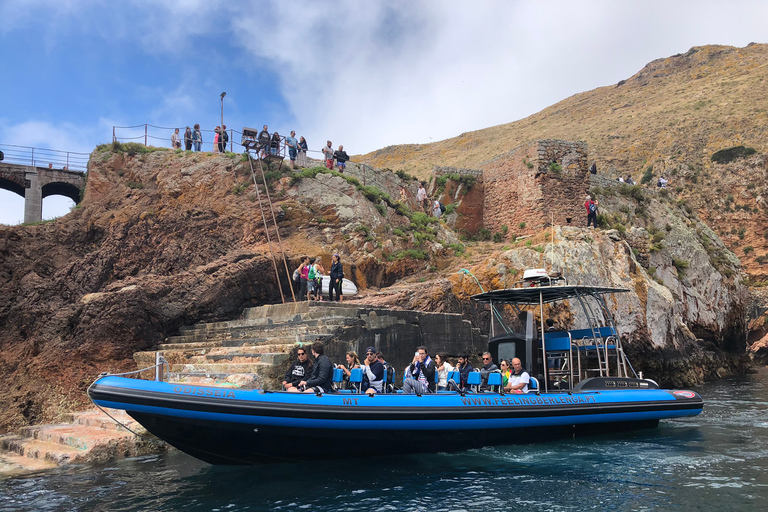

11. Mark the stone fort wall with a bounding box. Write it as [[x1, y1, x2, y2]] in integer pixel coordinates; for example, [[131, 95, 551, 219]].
[[481, 139, 590, 236]]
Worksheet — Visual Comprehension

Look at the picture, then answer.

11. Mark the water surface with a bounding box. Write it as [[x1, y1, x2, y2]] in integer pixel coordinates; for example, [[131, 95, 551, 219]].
[[2, 368, 767, 511]]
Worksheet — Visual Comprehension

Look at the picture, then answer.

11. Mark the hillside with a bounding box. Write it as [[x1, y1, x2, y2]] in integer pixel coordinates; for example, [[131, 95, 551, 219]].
[[360, 43, 768, 279], [363, 44, 768, 179]]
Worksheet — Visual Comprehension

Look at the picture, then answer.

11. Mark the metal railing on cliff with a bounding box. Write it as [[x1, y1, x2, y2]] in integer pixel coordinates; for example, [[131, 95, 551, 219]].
[[0, 143, 89, 172], [111, 124, 397, 189]]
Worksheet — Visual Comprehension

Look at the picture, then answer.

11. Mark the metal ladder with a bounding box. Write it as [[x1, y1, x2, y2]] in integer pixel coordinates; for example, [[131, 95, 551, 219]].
[[244, 150, 295, 303]]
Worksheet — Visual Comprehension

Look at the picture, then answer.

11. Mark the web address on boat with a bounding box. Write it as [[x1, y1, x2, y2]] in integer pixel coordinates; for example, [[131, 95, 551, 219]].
[[460, 395, 597, 406]]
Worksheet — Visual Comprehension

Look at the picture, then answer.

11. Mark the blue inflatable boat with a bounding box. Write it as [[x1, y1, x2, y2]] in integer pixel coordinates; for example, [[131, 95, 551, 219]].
[[87, 270, 703, 464]]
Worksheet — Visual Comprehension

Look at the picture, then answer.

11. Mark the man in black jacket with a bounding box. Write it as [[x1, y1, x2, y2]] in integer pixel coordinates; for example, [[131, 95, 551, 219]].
[[299, 340, 334, 393], [479, 351, 499, 391], [258, 125, 270, 158], [455, 354, 473, 390], [282, 347, 312, 391], [403, 346, 436, 394]]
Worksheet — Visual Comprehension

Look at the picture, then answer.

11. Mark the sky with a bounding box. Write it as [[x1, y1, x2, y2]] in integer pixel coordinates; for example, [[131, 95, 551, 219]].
[[1, 0, 767, 225]]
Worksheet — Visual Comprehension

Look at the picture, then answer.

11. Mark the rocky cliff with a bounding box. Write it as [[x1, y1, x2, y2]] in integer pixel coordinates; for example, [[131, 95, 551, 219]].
[[0, 142, 751, 432]]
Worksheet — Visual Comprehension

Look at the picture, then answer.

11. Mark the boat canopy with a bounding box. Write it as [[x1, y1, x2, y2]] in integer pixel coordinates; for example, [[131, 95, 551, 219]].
[[471, 285, 630, 306]]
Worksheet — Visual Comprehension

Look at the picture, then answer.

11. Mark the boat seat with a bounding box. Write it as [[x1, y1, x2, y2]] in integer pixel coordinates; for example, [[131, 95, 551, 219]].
[[382, 365, 396, 394], [349, 368, 363, 393], [487, 371, 503, 393], [528, 376, 539, 392], [467, 371, 482, 392], [332, 368, 344, 391], [446, 370, 460, 390]]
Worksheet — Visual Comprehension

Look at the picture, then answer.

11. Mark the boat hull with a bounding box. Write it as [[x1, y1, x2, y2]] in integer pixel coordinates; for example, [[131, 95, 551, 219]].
[[89, 376, 703, 465]]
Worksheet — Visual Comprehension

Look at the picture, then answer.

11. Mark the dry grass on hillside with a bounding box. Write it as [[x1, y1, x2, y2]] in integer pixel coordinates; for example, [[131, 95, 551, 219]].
[[357, 44, 768, 182]]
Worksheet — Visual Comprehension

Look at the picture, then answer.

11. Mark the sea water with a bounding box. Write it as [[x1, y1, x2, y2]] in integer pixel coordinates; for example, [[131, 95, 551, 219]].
[[1, 367, 767, 511]]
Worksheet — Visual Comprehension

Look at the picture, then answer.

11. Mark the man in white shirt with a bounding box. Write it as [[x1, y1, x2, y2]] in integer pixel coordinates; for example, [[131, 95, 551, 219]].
[[506, 357, 530, 393]]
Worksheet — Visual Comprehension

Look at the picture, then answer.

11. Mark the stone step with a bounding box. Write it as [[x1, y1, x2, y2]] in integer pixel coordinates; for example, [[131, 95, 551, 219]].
[[169, 362, 274, 374], [18, 423, 135, 452], [166, 373, 270, 389], [183, 352, 290, 366], [0, 435, 89, 465], [60, 409, 143, 433], [170, 318, 354, 343], [239, 302, 367, 322], [0, 451, 57, 474], [156, 341, 222, 350]]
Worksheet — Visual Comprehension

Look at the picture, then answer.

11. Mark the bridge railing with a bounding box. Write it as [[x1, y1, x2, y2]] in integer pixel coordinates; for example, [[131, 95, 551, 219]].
[[0, 144, 89, 172]]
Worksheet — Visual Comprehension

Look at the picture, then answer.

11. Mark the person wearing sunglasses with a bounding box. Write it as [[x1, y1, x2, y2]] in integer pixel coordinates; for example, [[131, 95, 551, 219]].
[[282, 347, 313, 392], [297, 341, 334, 394], [361, 346, 384, 395], [479, 351, 499, 391], [403, 346, 436, 394]]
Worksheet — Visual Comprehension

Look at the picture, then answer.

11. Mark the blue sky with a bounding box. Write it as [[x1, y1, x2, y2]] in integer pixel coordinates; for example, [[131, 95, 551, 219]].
[[1, 0, 767, 225]]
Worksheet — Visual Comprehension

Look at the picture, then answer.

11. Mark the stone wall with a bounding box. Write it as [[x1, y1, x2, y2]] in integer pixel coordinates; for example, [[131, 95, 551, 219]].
[[482, 140, 590, 236], [429, 166, 485, 232]]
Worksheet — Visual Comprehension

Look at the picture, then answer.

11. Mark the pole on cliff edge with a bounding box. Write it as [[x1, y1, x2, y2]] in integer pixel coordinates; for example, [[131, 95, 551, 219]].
[[220, 92, 226, 151]]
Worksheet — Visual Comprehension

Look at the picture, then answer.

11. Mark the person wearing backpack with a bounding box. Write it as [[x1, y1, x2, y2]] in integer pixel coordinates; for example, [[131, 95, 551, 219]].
[[306, 257, 317, 301], [432, 199, 442, 219], [585, 195, 598, 228]]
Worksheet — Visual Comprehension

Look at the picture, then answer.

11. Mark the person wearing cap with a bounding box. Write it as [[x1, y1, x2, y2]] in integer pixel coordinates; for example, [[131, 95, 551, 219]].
[[403, 346, 436, 394], [361, 347, 384, 395], [329, 253, 344, 302], [297, 340, 334, 393]]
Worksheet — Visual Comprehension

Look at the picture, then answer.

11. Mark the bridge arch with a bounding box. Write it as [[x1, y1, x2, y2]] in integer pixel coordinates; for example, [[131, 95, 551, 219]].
[[42, 181, 82, 204], [0, 176, 25, 198]]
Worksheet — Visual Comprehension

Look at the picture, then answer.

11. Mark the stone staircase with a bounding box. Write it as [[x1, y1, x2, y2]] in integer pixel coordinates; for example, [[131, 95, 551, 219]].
[[134, 302, 367, 389], [0, 408, 167, 476]]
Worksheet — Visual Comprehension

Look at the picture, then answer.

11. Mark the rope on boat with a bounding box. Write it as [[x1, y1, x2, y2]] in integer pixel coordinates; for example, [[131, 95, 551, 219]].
[[86, 362, 168, 439]]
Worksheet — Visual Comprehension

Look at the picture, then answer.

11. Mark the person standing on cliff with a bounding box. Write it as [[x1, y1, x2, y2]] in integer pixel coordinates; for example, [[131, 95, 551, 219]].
[[192, 124, 203, 152], [219, 125, 228, 153], [184, 127, 193, 151], [297, 136, 309, 167], [329, 253, 344, 302], [333, 145, 349, 173], [213, 127, 220, 153], [171, 128, 181, 149], [322, 140, 334, 169], [286, 131, 299, 168], [585, 195, 598, 228], [258, 125, 270, 158], [417, 183, 428, 212]]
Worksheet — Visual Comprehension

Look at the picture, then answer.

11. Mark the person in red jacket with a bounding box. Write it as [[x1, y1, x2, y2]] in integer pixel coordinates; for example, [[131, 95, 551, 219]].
[[585, 195, 598, 228]]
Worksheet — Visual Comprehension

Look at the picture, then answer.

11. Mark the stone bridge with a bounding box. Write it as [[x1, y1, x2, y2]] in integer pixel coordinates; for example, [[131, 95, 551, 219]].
[[0, 163, 86, 223]]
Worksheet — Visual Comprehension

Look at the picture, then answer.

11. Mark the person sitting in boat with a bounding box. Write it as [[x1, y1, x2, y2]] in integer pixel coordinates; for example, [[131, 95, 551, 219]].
[[361, 346, 385, 395], [546, 318, 557, 331], [403, 346, 436, 394], [479, 352, 499, 391], [282, 347, 313, 391], [435, 353, 454, 391], [499, 359, 512, 389], [337, 351, 360, 389], [504, 357, 530, 394], [455, 354, 474, 390], [297, 341, 334, 393]]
